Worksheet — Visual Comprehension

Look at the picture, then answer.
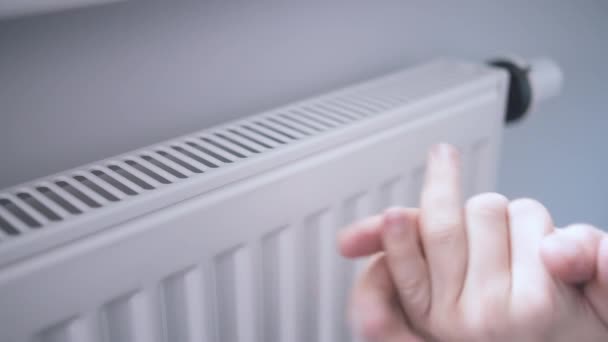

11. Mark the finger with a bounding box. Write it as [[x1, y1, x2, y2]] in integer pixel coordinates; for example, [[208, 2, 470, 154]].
[[509, 199, 554, 305], [339, 215, 383, 258], [584, 233, 608, 325], [382, 207, 431, 321], [419, 143, 467, 306], [338, 209, 420, 258], [350, 254, 425, 342], [540, 224, 608, 325], [462, 193, 511, 303], [541, 224, 602, 284]]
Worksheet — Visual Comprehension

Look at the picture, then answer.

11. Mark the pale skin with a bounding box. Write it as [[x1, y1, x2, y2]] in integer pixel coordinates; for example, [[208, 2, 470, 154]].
[[338, 143, 608, 341]]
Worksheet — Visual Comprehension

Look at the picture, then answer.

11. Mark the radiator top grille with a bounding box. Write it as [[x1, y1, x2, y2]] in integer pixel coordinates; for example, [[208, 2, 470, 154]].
[[0, 61, 494, 251], [0, 99, 373, 236]]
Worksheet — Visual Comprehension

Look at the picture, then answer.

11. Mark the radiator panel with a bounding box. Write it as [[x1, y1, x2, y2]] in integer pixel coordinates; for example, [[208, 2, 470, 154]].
[[0, 60, 507, 342]]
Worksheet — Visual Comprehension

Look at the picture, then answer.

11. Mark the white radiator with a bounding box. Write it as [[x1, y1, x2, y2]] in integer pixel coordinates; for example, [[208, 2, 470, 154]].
[[0, 60, 517, 342]]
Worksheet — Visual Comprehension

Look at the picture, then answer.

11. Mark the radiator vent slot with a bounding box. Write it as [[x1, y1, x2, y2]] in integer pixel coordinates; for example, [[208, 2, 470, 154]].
[[124, 160, 171, 185], [73, 175, 120, 202], [16, 192, 62, 222], [200, 137, 247, 159], [185, 141, 233, 164], [36, 186, 83, 215], [0, 61, 488, 244], [107, 165, 155, 190], [55, 180, 101, 209], [0, 197, 41, 229], [91, 170, 138, 196], [0, 215, 19, 236], [170, 146, 219, 169], [140, 155, 187, 179], [214, 132, 260, 154]]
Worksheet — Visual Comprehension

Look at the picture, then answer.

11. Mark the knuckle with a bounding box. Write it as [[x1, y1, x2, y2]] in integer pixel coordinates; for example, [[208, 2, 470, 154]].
[[563, 223, 598, 238], [508, 198, 553, 231], [422, 223, 462, 246], [425, 191, 452, 209], [466, 192, 509, 218], [463, 313, 502, 341], [513, 290, 556, 327], [395, 275, 429, 316], [394, 268, 425, 293], [428, 312, 458, 340], [461, 288, 509, 340], [557, 224, 601, 256], [508, 198, 547, 217]]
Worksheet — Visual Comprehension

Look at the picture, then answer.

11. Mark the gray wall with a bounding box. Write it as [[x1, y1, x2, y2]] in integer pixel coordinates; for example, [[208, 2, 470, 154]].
[[1, 1, 606, 227]]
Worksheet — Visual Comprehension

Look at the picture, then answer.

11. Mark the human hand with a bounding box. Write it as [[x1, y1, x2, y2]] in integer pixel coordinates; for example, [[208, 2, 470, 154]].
[[340, 144, 608, 341]]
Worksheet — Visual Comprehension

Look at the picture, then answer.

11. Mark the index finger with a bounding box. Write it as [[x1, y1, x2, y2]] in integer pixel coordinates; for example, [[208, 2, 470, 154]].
[[338, 209, 420, 258], [350, 254, 425, 342]]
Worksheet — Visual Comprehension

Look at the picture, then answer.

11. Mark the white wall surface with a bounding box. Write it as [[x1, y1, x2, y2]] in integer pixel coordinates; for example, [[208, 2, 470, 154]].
[[1, 1, 606, 227]]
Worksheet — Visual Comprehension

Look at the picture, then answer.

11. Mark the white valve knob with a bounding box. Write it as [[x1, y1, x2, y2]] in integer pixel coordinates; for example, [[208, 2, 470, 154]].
[[528, 58, 564, 109]]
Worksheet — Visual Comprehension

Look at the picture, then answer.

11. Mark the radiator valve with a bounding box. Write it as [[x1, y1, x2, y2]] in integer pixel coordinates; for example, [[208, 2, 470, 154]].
[[489, 57, 563, 124]]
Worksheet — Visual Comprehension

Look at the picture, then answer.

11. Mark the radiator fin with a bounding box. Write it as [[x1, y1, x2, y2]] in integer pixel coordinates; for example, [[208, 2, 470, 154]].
[[333, 194, 371, 341], [215, 248, 239, 342], [215, 245, 258, 342], [38, 316, 95, 342], [295, 211, 325, 342], [260, 227, 285, 342], [102, 289, 163, 342], [162, 267, 210, 342], [319, 210, 338, 342], [277, 225, 298, 342], [102, 294, 137, 342]]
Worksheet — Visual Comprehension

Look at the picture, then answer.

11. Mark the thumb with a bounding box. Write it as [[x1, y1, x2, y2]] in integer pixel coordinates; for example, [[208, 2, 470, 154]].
[[540, 224, 601, 284], [585, 235, 608, 326]]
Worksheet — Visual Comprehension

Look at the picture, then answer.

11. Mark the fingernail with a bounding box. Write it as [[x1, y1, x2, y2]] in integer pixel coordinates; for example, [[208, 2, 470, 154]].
[[431, 143, 457, 159]]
